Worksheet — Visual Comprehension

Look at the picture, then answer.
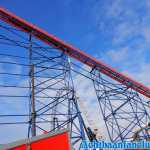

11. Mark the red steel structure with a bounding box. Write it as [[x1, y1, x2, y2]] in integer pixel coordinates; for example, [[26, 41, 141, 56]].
[[0, 7, 150, 99]]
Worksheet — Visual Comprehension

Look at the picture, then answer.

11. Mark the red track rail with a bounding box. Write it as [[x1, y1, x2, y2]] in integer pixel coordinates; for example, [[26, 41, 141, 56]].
[[0, 7, 150, 98]]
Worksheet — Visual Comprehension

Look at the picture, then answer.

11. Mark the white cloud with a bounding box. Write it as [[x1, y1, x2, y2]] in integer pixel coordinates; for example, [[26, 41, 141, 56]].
[[142, 27, 150, 42], [91, 0, 150, 46], [123, 63, 150, 87], [106, 47, 128, 62], [105, 0, 122, 18], [112, 22, 139, 44]]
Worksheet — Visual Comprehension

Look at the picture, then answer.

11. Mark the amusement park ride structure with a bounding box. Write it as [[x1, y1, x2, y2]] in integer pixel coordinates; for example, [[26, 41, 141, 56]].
[[0, 7, 150, 149]]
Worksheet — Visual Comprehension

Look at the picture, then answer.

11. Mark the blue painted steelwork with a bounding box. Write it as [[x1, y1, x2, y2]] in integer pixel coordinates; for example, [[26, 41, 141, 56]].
[[0, 20, 87, 149], [91, 68, 150, 142]]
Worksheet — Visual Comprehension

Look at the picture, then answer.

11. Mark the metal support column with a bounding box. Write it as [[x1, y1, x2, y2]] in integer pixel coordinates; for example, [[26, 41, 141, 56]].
[[29, 33, 36, 137]]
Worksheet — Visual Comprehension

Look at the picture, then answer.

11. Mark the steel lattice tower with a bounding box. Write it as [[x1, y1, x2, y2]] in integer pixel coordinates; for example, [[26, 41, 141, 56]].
[[91, 69, 150, 141], [27, 34, 87, 145]]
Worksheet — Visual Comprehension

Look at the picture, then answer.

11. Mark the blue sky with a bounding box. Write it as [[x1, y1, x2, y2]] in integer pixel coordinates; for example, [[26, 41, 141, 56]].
[[1, 0, 150, 144], [1, 0, 150, 86]]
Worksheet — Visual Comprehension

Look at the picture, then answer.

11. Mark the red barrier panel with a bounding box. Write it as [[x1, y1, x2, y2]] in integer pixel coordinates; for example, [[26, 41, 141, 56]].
[[0, 129, 71, 150]]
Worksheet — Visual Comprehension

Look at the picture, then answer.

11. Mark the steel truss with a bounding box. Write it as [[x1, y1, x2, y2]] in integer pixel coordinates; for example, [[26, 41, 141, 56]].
[[0, 8, 150, 150], [91, 68, 150, 141], [0, 21, 87, 149]]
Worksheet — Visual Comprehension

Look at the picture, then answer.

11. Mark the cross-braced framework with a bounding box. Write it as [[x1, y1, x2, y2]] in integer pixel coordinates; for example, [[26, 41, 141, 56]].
[[0, 21, 87, 149], [1, 8, 150, 150], [91, 68, 150, 142]]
